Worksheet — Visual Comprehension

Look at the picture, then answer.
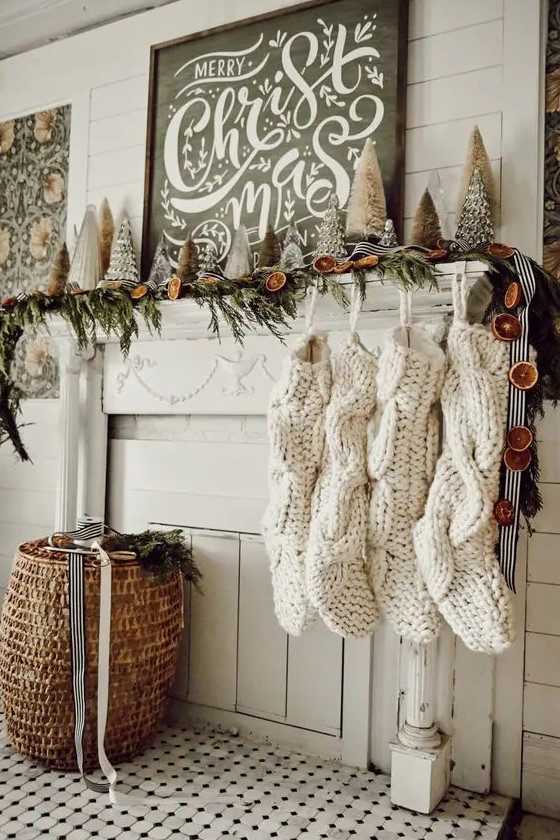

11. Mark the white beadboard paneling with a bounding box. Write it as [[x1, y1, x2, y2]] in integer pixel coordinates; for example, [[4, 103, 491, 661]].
[[236, 538, 287, 719], [370, 619, 401, 774], [87, 144, 146, 191], [90, 75, 148, 121], [527, 583, 560, 635], [408, 20, 503, 84], [533, 485, 560, 535], [87, 180, 145, 223], [88, 108, 147, 156], [524, 683, 560, 740], [286, 621, 343, 735], [525, 633, 560, 687], [522, 733, 560, 820], [407, 67, 503, 129], [0, 400, 60, 460], [0, 522, 47, 554], [187, 533, 239, 710], [405, 112, 502, 173], [171, 581, 191, 700], [408, 0, 503, 39], [528, 534, 560, 586], [107, 439, 268, 500], [451, 642, 494, 793]]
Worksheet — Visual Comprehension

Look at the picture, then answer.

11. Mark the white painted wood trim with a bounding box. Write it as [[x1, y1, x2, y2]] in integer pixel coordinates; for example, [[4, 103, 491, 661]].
[[341, 637, 373, 768]]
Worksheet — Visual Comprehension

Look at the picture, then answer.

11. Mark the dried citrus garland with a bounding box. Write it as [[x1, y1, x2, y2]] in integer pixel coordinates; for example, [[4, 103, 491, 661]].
[[1, 246, 560, 469]]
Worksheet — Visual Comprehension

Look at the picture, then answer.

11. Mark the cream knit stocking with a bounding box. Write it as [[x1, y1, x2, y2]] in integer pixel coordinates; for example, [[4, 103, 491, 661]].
[[306, 331, 380, 638], [413, 273, 514, 653], [367, 293, 444, 644], [262, 331, 332, 636]]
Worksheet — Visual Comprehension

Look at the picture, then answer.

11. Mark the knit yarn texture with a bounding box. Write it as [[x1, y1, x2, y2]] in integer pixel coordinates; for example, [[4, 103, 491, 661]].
[[306, 333, 380, 638], [413, 278, 514, 653], [262, 332, 332, 636], [367, 324, 445, 643]]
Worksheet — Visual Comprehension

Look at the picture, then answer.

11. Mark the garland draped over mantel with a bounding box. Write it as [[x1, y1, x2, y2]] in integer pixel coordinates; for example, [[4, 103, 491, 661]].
[[2, 246, 560, 531]]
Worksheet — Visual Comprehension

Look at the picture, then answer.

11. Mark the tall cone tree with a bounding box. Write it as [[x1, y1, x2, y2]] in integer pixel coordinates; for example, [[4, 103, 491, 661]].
[[46, 241, 70, 295], [456, 125, 498, 224], [225, 225, 252, 278], [410, 189, 443, 249], [176, 232, 199, 282], [98, 198, 115, 277], [345, 138, 387, 239], [258, 225, 281, 267]]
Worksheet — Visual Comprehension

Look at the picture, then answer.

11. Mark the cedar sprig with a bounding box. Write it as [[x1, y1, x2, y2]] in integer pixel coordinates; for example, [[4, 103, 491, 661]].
[[102, 528, 202, 585]]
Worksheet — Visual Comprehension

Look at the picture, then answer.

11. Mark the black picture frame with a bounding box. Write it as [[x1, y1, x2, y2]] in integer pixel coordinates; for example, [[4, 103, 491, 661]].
[[141, 0, 409, 276]]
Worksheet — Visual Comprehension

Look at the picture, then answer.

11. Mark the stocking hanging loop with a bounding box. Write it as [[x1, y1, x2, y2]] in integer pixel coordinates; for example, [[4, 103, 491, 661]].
[[349, 283, 362, 334], [304, 283, 318, 333], [451, 261, 468, 322]]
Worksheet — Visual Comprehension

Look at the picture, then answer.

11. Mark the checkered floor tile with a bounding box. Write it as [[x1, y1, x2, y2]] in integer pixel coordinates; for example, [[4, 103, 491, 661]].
[[0, 714, 509, 839]]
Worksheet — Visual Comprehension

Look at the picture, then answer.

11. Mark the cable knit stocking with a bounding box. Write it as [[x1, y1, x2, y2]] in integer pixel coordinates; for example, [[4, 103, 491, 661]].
[[367, 314, 444, 643], [262, 332, 332, 636], [306, 333, 379, 638], [413, 274, 514, 653]]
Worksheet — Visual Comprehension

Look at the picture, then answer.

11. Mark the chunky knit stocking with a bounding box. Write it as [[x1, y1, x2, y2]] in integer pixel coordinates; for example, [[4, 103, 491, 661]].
[[306, 333, 379, 638], [367, 306, 445, 644], [413, 274, 514, 653], [262, 332, 332, 636]]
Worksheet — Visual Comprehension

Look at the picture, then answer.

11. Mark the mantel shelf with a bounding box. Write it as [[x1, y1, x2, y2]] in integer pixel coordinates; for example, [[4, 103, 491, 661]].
[[46, 261, 488, 346]]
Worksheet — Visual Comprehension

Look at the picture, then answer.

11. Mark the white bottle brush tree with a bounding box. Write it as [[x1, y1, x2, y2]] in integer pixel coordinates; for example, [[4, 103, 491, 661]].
[[345, 138, 387, 241]]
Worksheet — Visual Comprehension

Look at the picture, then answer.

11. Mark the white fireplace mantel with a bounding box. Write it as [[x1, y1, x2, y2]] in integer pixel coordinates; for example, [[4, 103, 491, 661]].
[[48, 261, 488, 813]]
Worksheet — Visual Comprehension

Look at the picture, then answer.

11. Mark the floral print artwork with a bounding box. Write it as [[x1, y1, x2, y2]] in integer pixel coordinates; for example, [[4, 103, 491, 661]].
[[0, 104, 71, 398], [544, 1, 560, 277]]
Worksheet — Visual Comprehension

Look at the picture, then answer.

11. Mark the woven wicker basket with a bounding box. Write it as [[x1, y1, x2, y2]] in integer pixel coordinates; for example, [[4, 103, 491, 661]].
[[0, 538, 184, 770]]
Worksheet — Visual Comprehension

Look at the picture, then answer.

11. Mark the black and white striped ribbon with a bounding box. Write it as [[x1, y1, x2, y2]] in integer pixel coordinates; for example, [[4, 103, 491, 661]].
[[498, 250, 537, 592]]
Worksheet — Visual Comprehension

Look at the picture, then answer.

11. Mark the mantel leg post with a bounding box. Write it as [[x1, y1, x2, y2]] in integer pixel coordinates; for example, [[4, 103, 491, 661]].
[[54, 338, 83, 532], [390, 639, 451, 814]]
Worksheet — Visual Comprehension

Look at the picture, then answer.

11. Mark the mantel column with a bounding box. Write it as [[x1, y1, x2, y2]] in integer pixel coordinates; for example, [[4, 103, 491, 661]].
[[390, 639, 451, 814], [53, 336, 84, 532]]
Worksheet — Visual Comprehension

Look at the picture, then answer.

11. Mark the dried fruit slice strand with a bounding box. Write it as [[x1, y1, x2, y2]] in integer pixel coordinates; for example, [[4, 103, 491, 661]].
[[503, 446, 532, 472], [265, 271, 287, 292], [506, 425, 533, 452], [504, 281, 522, 309], [493, 499, 515, 527], [167, 275, 183, 300], [426, 248, 448, 260], [130, 284, 148, 299], [333, 260, 354, 274], [312, 254, 337, 273], [509, 360, 538, 390], [353, 254, 379, 269], [486, 242, 515, 258], [491, 313, 522, 342]]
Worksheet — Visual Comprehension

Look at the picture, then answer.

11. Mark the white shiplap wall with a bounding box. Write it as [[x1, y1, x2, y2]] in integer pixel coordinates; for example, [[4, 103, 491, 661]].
[[0, 401, 60, 602], [0, 0, 546, 803]]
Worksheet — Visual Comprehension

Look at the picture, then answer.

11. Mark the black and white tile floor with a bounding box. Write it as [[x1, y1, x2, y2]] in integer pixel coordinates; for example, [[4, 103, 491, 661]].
[[0, 716, 509, 839]]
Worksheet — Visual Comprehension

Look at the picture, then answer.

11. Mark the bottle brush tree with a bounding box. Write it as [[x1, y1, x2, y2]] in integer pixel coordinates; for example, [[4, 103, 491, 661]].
[[456, 125, 498, 225], [345, 138, 387, 240], [177, 232, 199, 282], [258, 224, 281, 268], [410, 189, 443, 249], [46, 241, 70, 296]]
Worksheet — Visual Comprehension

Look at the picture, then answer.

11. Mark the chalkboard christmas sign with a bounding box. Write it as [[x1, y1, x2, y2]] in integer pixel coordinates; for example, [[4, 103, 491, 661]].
[[142, 0, 408, 273]]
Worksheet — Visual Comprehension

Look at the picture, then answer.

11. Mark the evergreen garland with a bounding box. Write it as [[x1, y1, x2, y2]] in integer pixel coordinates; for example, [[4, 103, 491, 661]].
[[1, 248, 560, 472], [102, 528, 202, 585]]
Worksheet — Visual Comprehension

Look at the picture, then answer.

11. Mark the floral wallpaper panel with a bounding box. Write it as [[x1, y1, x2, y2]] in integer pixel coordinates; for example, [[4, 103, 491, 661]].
[[544, 0, 560, 278], [0, 105, 71, 399]]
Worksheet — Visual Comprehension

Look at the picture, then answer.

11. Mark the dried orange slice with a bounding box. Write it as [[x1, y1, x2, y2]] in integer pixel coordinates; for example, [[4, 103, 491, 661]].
[[312, 255, 337, 273], [491, 313, 522, 342], [203, 277, 219, 285], [493, 499, 515, 527], [507, 425, 533, 452], [509, 360, 538, 390], [353, 254, 379, 270], [426, 248, 448, 261], [503, 446, 532, 472], [130, 284, 148, 299], [333, 260, 354, 274], [504, 281, 522, 309], [105, 280, 122, 291], [486, 243, 515, 258], [265, 271, 287, 292], [167, 275, 183, 300]]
